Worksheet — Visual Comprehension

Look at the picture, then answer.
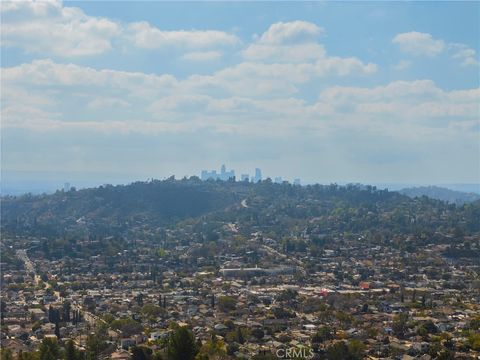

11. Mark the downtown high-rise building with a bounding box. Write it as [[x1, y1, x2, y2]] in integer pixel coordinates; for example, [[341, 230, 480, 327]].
[[253, 168, 262, 183]]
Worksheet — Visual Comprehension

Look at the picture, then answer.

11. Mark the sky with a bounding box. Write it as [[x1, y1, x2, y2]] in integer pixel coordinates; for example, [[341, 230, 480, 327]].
[[1, 1, 479, 191]]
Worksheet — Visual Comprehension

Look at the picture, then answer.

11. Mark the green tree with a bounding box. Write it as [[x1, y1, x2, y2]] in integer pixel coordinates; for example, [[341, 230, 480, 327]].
[[152, 352, 164, 360], [468, 332, 480, 351], [54, 322, 60, 339], [217, 297, 236, 313], [312, 326, 334, 343], [17, 351, 38, 360], [250, 328, 264, 340], [131, 346, 152, 360], [347, 339, 365, 360], [226, 343, 239, 356], [0, 349, 13, 360], [252, 352, 276, 360], [111, 318, 143, 337], [392, 313, 409, 339], [236, 327, 245, 344], [65, 339, 79, 360], [62, 301, 71, 322], [167, 327, 197, 360], [39, 338, 60, 360], [141, 304, 165, 319], [86, 330, 108, 360], [437, 350, 455, 360], [326, 341, 350, 360], [196, 336, 227, 360]]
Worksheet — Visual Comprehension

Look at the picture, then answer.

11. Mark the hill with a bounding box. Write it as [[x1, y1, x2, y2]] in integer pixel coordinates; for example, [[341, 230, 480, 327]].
[[0, 178, 246, 238], [398, 185, 480, 204], [2, 179, 480, 244]]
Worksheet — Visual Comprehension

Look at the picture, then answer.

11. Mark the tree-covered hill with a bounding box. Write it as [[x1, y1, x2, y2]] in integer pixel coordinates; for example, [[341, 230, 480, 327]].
[[399, 185, 480, 205], [1, 178, 479, 245], [0, 178, 246, 237]]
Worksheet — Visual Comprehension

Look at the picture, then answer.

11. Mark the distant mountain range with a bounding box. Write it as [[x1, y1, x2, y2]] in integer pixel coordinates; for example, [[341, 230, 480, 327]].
[[398, 186, 480, 205]]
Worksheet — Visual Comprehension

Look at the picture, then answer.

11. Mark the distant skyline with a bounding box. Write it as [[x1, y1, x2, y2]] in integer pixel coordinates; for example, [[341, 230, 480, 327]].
[[1, 1, 479, 187], [2, 166, 479, 197]]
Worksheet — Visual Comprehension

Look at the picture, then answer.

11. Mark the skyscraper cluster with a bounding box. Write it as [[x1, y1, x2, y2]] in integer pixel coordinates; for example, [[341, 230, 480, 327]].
[[201, 164, 236, 181], [200, 165, 264, 182], [200, 165, 300, 185]]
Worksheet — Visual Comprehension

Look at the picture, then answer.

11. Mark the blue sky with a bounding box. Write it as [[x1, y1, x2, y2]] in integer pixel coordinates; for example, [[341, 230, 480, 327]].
[[1, 1, 479, 189]]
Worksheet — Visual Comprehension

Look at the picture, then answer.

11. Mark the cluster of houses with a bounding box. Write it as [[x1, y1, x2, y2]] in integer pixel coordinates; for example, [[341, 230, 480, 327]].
[[1, 227, 479, 359]]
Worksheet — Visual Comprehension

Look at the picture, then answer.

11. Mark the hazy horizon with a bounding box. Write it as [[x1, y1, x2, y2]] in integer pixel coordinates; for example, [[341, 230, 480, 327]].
[[2, 168, 479, 196]]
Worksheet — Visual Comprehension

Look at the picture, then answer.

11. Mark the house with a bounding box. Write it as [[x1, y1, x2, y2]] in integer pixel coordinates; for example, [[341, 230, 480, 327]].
[[29, 308, 46, 321], [111, 349, 131, 360], [359, 282, 370, 290], [0, 339, 30, 356], [150, 331, 167, 341], [120, 338, 136, 350]]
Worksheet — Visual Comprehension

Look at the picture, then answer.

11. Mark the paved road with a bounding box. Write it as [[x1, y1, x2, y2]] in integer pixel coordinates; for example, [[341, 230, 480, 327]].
[[16, 249, 52, 288], [261, 245, 306, 274], [16, 249, 39, 284]]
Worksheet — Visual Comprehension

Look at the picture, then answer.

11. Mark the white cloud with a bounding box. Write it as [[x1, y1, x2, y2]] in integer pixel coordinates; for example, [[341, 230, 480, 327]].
[[87, 97, 131, 109], [126, 21, 239, 50], [149, 94, 211, 115], [317, 80, 479, 120], [1, 0, 239, 57], [182, 51, 222, 61], [3, 59, 177, 97], [449, 88, 480, 102], [149, 95, 308, 121], [1, 0, 121, 57], [392, 32, 478, 67], [243, 21, 326, 62], [181, 59, 376, 99], [451, 43, 479, 67], [256, 21, 324, 45], [392, 31, 445, 56], [242, 20, 376, 77], [314, 57, 377, 76], [243, 43, 326, 62], [393, 60, 411, 70], [319, 80, 443, 102], [1, 103, 64, 131], [2, 59, 477, 141]]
